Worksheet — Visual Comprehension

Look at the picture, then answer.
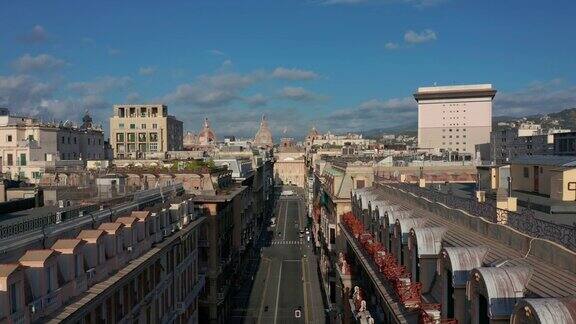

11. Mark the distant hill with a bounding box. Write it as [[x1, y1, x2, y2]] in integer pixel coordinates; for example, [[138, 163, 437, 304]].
[[362, 108, 576, 138], [363, 121, 417, 139], [493, 107, 576, 130]]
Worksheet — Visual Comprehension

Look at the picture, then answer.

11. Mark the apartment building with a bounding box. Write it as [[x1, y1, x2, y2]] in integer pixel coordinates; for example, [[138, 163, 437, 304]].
[[0, 184, 206, 324], [193, 185, 248, 324], [110, 104, 183, 159], [311, 157, 374, 316], [490, 123, 570, 164], [0, 109, 104, 182], [112, 162, 271, 324], [554, 131, 576, 156], [414, 84, 496, 156]]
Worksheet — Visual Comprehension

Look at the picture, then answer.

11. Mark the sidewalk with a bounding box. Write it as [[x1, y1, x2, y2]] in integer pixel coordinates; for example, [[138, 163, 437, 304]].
[[304, 238, 327, 323]]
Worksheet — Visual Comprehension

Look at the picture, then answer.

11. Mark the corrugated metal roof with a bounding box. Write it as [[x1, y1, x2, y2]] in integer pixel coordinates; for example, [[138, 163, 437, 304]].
[[324, 166, 344, 177], [512, 298, 576, 324], [384, 209, 413, 228], [510, 155, 576, 167], [471, 266, 532, 318], [395, 218, 427, 243], [409, 227, 447, 256], [442, 246, 489, 287]]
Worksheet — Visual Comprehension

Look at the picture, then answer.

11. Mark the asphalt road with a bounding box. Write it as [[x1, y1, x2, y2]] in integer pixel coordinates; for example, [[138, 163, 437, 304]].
[[230, 192, 326, 324]]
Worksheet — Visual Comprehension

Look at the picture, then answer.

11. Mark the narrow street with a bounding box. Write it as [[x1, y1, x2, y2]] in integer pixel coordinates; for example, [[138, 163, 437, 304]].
[[230, 188, 326, 324]]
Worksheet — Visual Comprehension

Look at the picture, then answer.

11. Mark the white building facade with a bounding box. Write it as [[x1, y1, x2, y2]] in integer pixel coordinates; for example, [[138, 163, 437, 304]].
[[415, 84, 496, 156]]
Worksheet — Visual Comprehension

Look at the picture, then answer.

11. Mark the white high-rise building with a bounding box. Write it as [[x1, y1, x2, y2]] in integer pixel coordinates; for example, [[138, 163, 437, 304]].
[[414, 84, 496, 156]]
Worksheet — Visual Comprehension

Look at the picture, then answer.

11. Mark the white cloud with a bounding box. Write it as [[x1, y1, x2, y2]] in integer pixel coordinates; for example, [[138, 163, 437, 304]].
[[107, 47, 121, 56], [12, 54, 67, 73], [208, 49, 226, 56], [245, 94, 268, 107], [19, 25, 48, 43], [272, 67, 319, 80], [279, 86, 322, 102], [0, 75, 55, 115], [68, 76, 132, 95], [495, 80, 576, 116], [126, 92, 141, 103], [404, 29, 437, 44], [323, 96, 416, 132], [163, 70, 264, 108], [139, 66, 156, 76], [384, 42, 400, 50]]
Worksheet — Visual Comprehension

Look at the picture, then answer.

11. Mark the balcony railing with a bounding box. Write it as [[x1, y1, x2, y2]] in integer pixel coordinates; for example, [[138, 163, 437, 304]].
[[9, 309, 26, 324], [382, 180, 576, 251], [176, 275, 205, 313]]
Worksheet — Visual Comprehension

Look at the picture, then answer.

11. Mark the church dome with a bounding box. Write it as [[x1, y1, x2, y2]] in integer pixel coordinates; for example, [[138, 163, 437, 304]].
[[198, 117, 216, 145], [254, 115, 273, 147]]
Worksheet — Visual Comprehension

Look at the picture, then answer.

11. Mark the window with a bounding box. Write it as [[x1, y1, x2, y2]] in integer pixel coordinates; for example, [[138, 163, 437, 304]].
[[152, 124, 157, 129], [62, 136, 65, 144], [19, 154, 26, 166], [138, 133, 147, 142], [119, 123, 125, 129], [46, 267, 53, 293], [127, 133, 135, 142], [150, 132, 158, 142], [67, 137, 70, 144], [32, 171, 42, 179], [130, 124, 135, 129], [149, 143, 158, 152], [74, 137, 77, 144], [118, 107, 125, 117], [141, 124, 146, 129], [116, 133, 125, 142], [329, 228, 336, 244], [10, 282, 18, 314], [356, 179, 365, 189], [75, 254, 80, 278], [7, 135, 12, 142], [523, 167, 529, 178]]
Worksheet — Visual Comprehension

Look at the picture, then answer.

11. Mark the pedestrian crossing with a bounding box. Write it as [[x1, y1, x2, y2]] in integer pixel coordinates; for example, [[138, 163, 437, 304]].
[[272, 240, 301, 245]]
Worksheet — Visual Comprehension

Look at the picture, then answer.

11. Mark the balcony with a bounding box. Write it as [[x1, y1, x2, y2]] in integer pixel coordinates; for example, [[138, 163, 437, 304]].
[[176, 275, 205, 313], [17, 139, 40, 149], [76, 275, 88, 295], [199, 238, 209, 247], [28, 288, 61, 316], [7, 309, 26, 324]]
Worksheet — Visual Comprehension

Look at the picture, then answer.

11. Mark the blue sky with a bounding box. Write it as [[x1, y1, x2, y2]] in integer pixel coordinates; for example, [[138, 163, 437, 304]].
[[1, 0, 575, 138]]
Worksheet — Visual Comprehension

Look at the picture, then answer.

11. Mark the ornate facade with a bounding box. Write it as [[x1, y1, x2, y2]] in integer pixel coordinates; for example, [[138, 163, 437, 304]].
[[198, 117, 216, 145], [253, 115, 273, 148]]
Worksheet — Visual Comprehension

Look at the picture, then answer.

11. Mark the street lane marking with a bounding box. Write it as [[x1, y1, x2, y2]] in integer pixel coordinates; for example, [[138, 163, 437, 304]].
[[301, 258, 310, 324], [282, 200, 289, 240], [256, 258, 271, 324], [273, 262, 283, 324]]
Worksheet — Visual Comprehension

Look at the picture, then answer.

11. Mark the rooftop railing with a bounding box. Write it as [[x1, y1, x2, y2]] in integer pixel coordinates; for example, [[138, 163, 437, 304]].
[[0, 183, 183, 241], [376, 177, 576, 252]]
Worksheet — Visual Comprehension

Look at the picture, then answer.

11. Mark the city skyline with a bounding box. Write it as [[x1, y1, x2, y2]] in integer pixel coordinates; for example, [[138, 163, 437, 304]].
[[1, 0, 576, 138]]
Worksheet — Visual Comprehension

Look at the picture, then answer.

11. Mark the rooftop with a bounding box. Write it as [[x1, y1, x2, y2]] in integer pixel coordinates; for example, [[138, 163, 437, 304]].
[[510, 154, 576, 167], [414, 83, 497, 101]]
